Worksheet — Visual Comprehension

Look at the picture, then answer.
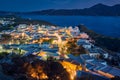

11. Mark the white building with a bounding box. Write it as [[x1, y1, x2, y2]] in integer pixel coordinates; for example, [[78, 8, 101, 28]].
[[77, 39, 92, 49], [88, 48, 100, 58]]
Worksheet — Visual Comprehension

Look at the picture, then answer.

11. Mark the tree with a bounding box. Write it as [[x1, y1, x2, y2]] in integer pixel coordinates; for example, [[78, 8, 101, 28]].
[[1, 34, 11, 40], [0, 52, 9, 59]]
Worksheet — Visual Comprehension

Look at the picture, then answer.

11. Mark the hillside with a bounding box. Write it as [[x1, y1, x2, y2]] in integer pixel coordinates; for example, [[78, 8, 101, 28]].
[[28, 3, 120, 16], [78, 24, 120, 53]]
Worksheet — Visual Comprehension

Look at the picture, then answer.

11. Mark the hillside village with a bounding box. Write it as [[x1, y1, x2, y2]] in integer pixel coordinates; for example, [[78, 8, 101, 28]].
[[0, 17, 120, 80]]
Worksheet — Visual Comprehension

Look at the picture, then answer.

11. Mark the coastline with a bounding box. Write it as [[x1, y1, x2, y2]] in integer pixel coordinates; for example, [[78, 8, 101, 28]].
[[78, 24, 120, 53]]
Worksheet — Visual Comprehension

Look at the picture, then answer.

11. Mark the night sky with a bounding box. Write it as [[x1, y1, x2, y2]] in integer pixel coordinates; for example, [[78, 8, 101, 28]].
[[0, 0, 120, 12]]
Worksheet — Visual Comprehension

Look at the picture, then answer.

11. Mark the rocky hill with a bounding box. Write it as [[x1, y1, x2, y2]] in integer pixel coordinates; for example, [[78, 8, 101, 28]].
[[28, 3, 120, 16]]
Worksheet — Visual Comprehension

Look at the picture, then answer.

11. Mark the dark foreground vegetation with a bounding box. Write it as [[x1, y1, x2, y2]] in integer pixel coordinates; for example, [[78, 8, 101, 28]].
[[0, 53, 70, 80]]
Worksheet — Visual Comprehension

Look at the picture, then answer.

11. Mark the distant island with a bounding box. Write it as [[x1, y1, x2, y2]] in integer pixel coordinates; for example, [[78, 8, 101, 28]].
[[1, 3, 120, 16], [27, 3, 120, 16]]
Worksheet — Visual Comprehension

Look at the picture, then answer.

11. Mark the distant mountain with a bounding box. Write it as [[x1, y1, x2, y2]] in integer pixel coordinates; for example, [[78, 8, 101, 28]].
[[28, 3, 120, 16], [0, 11, 13, 15], [0, 11, 9, 13], [0, 3, 120, 16]]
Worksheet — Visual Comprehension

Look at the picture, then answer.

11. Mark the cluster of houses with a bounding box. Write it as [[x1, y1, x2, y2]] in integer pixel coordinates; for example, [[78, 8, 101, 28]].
[[0, 24, 87, 58], [76, 38, 120, 79], [0, 17, 15, 26], [0, 23, 120, 80]]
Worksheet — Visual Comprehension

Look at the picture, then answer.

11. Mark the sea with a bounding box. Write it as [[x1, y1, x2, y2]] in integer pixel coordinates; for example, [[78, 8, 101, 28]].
[[19, 14, 120, 38]]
